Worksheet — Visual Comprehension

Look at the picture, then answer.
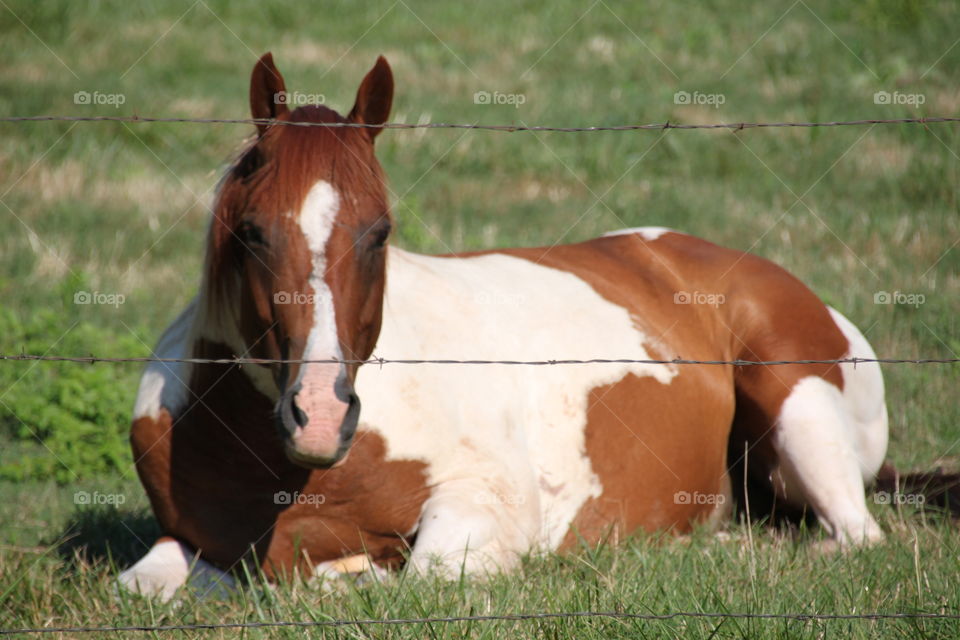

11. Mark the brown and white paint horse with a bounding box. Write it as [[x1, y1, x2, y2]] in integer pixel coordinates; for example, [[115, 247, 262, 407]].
[[120, 53, 888, 599]]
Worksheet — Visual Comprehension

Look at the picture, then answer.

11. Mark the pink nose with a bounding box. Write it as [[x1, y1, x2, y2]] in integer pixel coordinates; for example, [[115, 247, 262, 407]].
[[276, 364, 360, 467]]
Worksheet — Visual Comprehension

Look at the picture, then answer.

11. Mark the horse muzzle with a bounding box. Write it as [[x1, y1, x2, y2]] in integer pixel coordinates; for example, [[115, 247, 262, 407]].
[[275, 376, 360, 468]]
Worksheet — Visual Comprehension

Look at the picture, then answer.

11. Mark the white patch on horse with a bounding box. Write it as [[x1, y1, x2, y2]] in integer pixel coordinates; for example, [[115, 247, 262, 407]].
[[602, 226, 676, 241], [118, 538, 235, 601], [768, 309, 888, 546], [772, 375, 884, 545], [356, 248, 679, 568], [827, 307, 888, 481], [133, 301, 194, 421]]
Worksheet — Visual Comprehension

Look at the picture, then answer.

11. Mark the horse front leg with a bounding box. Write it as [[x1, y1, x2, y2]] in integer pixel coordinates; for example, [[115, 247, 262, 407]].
[[407, 477, 539, 578], [118, 537, 236, 601]]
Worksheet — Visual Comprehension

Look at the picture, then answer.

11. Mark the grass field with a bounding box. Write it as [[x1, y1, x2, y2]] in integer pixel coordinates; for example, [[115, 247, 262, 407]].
[[2, 0, 959, 637]]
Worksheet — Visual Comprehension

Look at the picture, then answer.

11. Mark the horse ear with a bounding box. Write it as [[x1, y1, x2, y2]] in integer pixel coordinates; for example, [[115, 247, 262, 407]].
[[250, 52, 289, 136], [348, 56, 393, 141]]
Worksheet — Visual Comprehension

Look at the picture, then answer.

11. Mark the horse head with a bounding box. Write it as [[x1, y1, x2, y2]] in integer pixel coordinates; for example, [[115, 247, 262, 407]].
[[201, 52, 393, 468]]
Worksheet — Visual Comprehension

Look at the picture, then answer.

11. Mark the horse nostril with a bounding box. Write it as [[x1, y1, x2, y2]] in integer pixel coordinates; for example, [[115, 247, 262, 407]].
[[340, 392, 361, 441], [276, 388, 308, 437], [289, 392, 308, 428]]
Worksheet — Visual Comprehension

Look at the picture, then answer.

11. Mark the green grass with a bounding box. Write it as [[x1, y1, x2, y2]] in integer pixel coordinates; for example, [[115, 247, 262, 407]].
[[3, 474, 960, 638], [2, 479, 958, 638], [1, 0, 959, 637]]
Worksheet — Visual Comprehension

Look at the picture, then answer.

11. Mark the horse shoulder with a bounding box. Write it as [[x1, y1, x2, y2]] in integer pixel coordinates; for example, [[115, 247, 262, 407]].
[[133, 300, 196, 423]]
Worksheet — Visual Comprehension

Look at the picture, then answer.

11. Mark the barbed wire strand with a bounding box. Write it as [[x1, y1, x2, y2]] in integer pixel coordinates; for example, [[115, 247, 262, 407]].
[[1, 115, 959, 131], [0, 354, 957, 366], [3, 609, 959, 635]]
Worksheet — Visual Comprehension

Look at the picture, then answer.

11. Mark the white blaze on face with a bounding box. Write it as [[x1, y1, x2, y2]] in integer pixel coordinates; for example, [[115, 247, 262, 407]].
[[289, 180, 352, 459]]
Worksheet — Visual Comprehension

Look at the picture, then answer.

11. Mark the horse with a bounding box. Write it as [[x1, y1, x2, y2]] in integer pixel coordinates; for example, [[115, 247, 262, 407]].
[[119, 52, 888, 599]]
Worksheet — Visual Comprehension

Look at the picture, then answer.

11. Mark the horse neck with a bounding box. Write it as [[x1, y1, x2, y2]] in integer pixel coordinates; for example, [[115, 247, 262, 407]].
[[171, 329, 292, 473], [188, 240, 280, 402]]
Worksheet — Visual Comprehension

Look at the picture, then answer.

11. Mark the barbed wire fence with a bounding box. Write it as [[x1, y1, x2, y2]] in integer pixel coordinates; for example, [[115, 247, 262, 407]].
[[0, 354, 958, 366], [3, 610, 960, 636], [2, 113, 959, 634], [2, 114, 959, 131]]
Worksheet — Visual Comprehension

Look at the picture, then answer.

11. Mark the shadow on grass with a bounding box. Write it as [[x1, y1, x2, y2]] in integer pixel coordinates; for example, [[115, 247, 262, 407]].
[[51, 505, 161, 570]]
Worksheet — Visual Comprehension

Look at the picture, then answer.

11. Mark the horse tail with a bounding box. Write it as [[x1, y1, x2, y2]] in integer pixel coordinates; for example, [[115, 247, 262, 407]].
[[874, 462, 960, 516]]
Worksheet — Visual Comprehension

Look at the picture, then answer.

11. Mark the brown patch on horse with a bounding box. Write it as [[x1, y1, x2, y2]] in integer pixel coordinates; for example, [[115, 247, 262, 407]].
[[132, 54, 412, 576], [444, 240, 736, 545], [448, 231, 853, 539], [131, 339, 430, 576], [561, 373, 734, 548]]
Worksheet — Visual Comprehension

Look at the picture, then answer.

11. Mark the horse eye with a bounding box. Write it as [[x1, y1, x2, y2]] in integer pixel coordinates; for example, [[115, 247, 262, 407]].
[[369, 222, 392, 249], [236, 221, 268, 248]]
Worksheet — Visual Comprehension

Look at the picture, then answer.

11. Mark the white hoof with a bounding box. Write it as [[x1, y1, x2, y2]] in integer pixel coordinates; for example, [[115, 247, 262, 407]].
[[310, 554, 389, 591], [118, 539, 236, 602]]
